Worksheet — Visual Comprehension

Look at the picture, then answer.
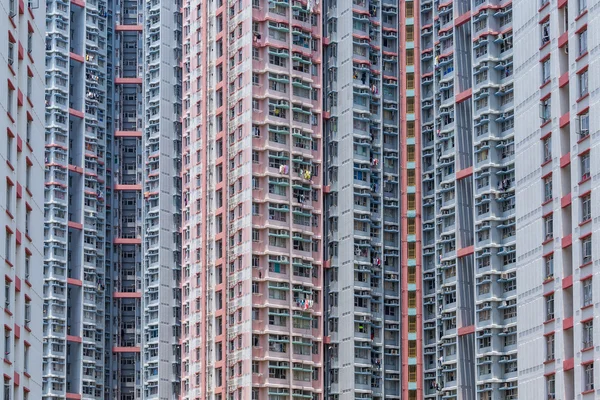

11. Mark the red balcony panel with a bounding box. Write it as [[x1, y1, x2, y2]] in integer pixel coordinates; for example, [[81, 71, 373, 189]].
[[68, 108, 84, 119], [563, 316, 573, 330], [67, 278, 82, 286], [69, 52, 84, 63], [113, 346, 141, 353], [562, 234, 572, 248], [457, 245, 474, 257], [115, 25, 143, 31], [562, 275, 573, 289], [458, 325, 475, 336], [560, 152, 571, 168], [66, 394, 82, 400], [559, 72, 569, 87], [455, 88, 472, 104], [113, 238, 142, 245], [558, 31, 568, 48], [561, 193, 572, 208], [114, 184, 142, 191], [563, 358, 574, 371], [455, 11, 471, 27], [559, 112, 570, 128], [115, 77, 142, 84], [456, 166, 473, 180], [66, 335, 82, 343], [68, 165, 83, 174], [113, 292, 142, 298], [115, 130, 142, 138], [67, 221, 83, 230]]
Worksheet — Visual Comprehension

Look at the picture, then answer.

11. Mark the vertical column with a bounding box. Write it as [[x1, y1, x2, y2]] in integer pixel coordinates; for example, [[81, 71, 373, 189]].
[[400, 0, 423, 398]]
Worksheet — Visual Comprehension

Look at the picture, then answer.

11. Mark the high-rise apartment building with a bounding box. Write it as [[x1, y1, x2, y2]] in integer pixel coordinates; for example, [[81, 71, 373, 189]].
[[1, 1, 46, 400], [515, 0, 597, 399], [322, 0, 414, 398], [43, 0, 182, 398], [109, 0, 182, 397], [44, 0, 111, 396], [181, 0, 324, 399], [36, 0, 600, 399], [419, 0, 517, 399]]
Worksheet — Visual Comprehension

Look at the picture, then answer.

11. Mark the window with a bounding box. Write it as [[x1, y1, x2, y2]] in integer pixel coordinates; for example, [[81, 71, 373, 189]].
[[24, 299, 31, 329], [581, 194, 591, 223], [546, 333, 555, 361], [579, 112, 590, 138], [5, 182, 13, 216], [579, 29, 588, 56], [541, 21, 550, 46], [584, 363, 594, 391], [3, 329, 10, 361], [6, 87, 14, 118], [545, 293, 554, 321], [3, 377, 10, 400], [583, 320, 594, 349], [579, 70, 588, 98], [544, 214, 553, 240], [581, 152, 590, 181], [546, 374, 556, 399], [542, 59, 551, 84], [6, 135, 13, 164], [545, 254, 554, 279], [7, 41, 14, 66], [579, 0, 587, 14], [543, 176, 553, 202], [543, 137, 552, 162], [540, 98, 551, 123], [23, 344, 29, 374], [583, 278, 593, 307], [24, 256, 30, 280], [3, 230, 10, 263], [582, 236, 592, 263]]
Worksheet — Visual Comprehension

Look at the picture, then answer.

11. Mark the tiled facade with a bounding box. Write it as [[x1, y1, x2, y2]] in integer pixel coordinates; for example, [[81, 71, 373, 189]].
[[43, 0, 181, 398], [419, 0, 517, 398], [322, 0, 406, 398], [25, 0, 600, 399], [1, 1, 46, 399], [181, 0, 324, 399], [515, 0, 599, 399], [43, 0, 111, 397]]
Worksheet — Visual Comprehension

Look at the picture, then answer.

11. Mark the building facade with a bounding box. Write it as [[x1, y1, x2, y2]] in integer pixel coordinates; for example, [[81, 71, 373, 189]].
[[43, 0, 182, 398], [181, 0, 324, 399], [1, 1, 46, 399], [43, 0, 111, 397], [322, 0, 407, 398], [419, 0, 517, 398], [515, 0, 598, 399]]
